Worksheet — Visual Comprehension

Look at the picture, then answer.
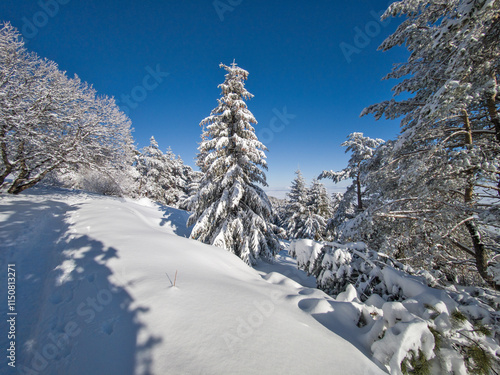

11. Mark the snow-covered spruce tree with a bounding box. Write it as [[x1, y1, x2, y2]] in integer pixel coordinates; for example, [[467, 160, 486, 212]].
[[162, 148, 183, 206], [178, 163, 202, 210], [329, 192, 343, 217], [334, 139, 458, 272], [305, 179, 331, 240], [317, 133, 383, 240], [283, 172, 330, 240], [187, 62, 280, 264], [183, 167, 203, 207], [268, 195, 288, 230], [319, 133, 384, 212], [136, 137, 196, 207], [283, 170, 309, 239], [136, 136, 170, 203], [361, 0, 500, 289], [308, 179, 332, 219]]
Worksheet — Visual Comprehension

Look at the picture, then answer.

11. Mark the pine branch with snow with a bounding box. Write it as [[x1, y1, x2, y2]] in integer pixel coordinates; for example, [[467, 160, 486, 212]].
[[359, 0, 500, 289], [290, 239, 500, 374]]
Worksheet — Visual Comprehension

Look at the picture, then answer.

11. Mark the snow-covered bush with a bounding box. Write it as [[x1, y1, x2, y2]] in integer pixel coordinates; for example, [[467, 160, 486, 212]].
[[42, 164, 139, 197], [78, 169, 123, 196], [290, 239, 500, 374]]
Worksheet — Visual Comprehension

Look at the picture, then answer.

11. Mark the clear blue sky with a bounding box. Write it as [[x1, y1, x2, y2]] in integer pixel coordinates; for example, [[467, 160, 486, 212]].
[[1, 0, 408, 198]]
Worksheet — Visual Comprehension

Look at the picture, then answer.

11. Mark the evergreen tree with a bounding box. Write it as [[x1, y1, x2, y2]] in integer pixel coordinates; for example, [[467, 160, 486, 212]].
[[307, 179, 331, 219], [287, 170, 308, 205], [319, 132, 384, 212], [329, 192, 343, 217], [306, 179, 331, 240], [136, 136, 169, 203], [284, 172, 330, 240], [361, 0, 500, 288], [179, 164, 202, 210], [163, 148, 188, 207], [284, 170, 308, 239], [136, 137, 199, 208], [187, 62, 280, 265], [268, 196, 288, 229]]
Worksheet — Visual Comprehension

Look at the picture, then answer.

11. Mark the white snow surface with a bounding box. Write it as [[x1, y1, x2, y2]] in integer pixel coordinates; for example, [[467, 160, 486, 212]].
[[0, 186, 385, 375]]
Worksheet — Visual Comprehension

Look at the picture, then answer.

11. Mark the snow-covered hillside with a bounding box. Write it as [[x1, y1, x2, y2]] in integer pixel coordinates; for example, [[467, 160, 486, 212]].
[[0, 186, 385, 375]]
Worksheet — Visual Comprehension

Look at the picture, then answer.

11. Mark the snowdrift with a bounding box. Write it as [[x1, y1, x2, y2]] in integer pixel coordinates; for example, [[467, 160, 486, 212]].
[[0, 186, 385, 375], [290, 239, 500, 374]]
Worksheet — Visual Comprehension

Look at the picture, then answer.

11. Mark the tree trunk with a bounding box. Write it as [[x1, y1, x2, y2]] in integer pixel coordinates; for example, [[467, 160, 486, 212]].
[[486, 86, 500, 198], [486, 77, 500, 143], [0, 165, 12, 188], [0, 128, 12, 187], [464, 221, 497, 289], [461, 109, 498, 290], [356, 171, 363, 211], [9, 176, 42, 195], [8, 165, 28, 194], [8, 165, 58, 195]]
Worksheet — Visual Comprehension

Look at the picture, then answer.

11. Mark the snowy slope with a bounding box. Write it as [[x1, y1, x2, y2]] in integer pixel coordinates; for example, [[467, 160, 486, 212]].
[[0, 186, 386, 375]]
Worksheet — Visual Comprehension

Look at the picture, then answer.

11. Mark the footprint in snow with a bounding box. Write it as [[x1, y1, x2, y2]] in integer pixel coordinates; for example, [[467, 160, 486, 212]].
[[101, 316, 119, 335], [298, 288, 316, 296], [50, 293, 63, 305]]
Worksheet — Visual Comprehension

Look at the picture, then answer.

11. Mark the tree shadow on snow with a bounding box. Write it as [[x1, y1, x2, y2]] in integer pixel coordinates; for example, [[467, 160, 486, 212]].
[[159, 206, 192, 238], [0, 193, 161, 375]]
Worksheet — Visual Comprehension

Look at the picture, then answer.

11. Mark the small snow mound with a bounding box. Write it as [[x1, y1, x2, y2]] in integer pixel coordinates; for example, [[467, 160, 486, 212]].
[[298, 298, 334, 315], [382, 302, 415, 326], [263, 272, 302, 288], [336, 284, 359, 302], [365, 294, 385, 309], [371, 320, 435, 375]]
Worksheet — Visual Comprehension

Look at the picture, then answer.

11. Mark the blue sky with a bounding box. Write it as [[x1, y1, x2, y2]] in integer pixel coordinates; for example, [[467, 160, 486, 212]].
[[1, 0, 409, 197]]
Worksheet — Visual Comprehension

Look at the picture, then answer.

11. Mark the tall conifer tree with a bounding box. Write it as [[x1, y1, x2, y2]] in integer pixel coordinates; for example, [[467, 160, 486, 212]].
[[187, 62, 280, 264]]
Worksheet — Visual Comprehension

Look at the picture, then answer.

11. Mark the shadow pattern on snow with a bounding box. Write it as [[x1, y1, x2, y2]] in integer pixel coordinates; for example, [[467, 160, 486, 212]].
[[159, 206, 192, 238], [0, 195, 161, 375]]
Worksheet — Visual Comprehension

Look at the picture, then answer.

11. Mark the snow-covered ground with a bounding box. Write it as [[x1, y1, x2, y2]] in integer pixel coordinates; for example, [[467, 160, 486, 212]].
[[0, 186, 386, 375]]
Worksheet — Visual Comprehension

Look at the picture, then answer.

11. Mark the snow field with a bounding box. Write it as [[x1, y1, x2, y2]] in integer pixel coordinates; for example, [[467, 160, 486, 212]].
[[0, 186, 385, 375]]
